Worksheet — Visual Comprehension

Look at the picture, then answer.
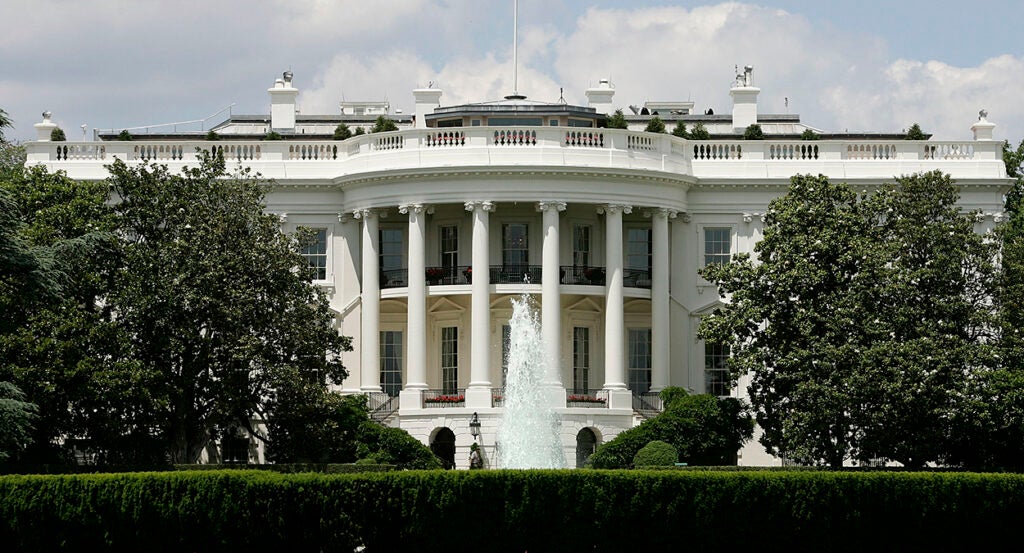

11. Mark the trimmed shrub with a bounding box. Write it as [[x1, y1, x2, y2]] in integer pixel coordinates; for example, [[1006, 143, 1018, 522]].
[[690, 122, 710, 140], [49, 127, 66, 141], [800, 128, 819, 140], [606, 109, 628, 129], [333, 123, 352, 140], [2, 470, 1023, 552], [117, 130, 132, 141], [633, 440, 678, 467], [905, 123, 927, 140], [671, 121, 688, 138], [205, 130, 220, 141], [264, 131, 283, 140], [743, 123, 764, 140], [645, 116, 666, 133]]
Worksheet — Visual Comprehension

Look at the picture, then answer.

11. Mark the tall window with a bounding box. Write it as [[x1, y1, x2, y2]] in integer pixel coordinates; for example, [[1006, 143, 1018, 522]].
[[439, 225, 458, 270], [380, 331, 403, 397], [705, 343, 730, 396], [301, 228, 328, 280], [626, 227, 652, 272], [573, 224, 591, 267], [441, 326, 459, 393], [503, 223, 529, 267], [704, 227, 731, 266], [379, 228, 403, 272], [628, 328, 652, 393], [573, 327, 590, 393]]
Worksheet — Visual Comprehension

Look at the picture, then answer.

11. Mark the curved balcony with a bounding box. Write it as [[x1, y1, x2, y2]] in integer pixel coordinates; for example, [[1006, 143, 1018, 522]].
[[382, 265, 652, 290], [25, 128, 1006, 184]]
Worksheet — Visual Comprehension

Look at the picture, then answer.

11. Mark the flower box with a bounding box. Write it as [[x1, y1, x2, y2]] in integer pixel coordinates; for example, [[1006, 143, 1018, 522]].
[[424, 394, 465, 404], [567, 394, 606, 404]]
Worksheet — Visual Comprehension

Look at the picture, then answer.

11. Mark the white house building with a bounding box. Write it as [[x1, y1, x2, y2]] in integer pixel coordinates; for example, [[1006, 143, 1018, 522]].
[[25, 68, 1010, 468]]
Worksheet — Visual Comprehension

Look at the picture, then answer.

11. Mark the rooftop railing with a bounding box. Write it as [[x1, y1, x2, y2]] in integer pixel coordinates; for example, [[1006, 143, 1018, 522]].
[[26, 127, 1006, 182]]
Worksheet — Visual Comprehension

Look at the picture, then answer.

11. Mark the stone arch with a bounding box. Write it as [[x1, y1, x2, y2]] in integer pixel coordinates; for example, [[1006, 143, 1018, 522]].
[[575, 427, 600, 468], [430, 427, 456, 470]]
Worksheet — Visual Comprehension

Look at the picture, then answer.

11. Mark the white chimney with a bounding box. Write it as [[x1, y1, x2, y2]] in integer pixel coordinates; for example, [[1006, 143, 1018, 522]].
[[268, 71, 299, 131], [730, 65, 760, 131], [34, 111, 57, 141], [585, 78, 615, 115], [412, 85, 443, 129], [971, 109, 996, 141]]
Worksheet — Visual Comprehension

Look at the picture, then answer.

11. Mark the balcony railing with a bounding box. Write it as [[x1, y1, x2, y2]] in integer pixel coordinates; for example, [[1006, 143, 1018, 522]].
[[366, 392, 399, 422], [423, 388, 466, 408], [632, 391, 664, 418], [623, 268, 651, 289], [491, 387, 505, 408], [560, 265, 605, 285], [381, 268, 408, 289], [388, 265, 654, 289], [566, 389, 609, 408], [26, 128, 1005, 184]]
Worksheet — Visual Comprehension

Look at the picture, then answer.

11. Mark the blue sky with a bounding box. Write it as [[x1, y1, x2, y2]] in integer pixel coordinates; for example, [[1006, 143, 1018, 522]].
[[2, 1, 1022, 142]]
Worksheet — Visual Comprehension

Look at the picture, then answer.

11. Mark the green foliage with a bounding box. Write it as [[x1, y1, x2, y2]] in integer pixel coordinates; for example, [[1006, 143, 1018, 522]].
[[0, 142, 25, 181], [353, 126, 365, 136], [355, 421, 441, 469], [104, 154, 350, 463], [742, 123, 764, 140], [644, 116, 666, 133], [632, 440, 677, 467], [332, 122, 352, 141], [369, 116, 398, 133], [606, 109, 628, 129], [700, 172, 997, 468], [689, 122, 710, 140], [264, 130, 283, 140], [671, 121, 688, 138], [905, 123, 927, 140], [0, 108, 11, 141], [266, 391, 367, 464], [588, 390, 753, 469], [800, 128, 820, 140], [204, 130, 220, 141], [116, 130, 132, 141], [0, 382, 36, 461], [2, 470, 1024, 552], [49, 127, 66, 142]]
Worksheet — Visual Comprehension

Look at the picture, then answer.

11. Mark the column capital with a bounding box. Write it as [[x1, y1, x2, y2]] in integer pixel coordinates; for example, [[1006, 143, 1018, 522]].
[[464, 200, 496, 213], [337, 212, 351, 223], [597, 204, 632, 215], [679, 212, 692, 223], [536, 201, 567, 213], [352, 208, 375, 220], [399, 203, 434, 215], [643, 207, 678, 219]]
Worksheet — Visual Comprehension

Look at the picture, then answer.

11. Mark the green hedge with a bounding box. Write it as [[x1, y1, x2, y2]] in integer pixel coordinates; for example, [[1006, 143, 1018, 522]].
[[2, 470, 1022, 552]]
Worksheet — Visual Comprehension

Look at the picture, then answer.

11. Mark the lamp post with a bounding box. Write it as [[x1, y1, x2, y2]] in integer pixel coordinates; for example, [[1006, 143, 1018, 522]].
[[469, 412, 481, 441]]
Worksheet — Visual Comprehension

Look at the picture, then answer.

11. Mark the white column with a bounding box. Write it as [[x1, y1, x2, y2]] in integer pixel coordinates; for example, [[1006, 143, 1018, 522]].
[[465, 201, 495, 408], [600, 204, 631, 391], [537, 201, 566, 386], [649, 207, 676, 391], [401, 204, 429, 390], [355, 208, 381, 392]]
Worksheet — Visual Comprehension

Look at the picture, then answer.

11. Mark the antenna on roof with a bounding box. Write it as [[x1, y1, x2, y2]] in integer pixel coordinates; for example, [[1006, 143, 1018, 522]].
[[505, 0, 526, 100]]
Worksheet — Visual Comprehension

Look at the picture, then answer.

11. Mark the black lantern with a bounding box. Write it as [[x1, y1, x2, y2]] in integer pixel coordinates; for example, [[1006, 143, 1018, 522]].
[[469, 412, 481, 440]]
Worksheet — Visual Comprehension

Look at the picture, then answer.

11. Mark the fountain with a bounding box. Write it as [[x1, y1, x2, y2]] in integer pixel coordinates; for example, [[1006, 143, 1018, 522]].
[[495, 294, 567, 469]]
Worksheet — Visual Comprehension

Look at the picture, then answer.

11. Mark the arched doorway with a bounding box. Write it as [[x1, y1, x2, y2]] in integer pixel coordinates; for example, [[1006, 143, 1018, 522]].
[[576, 428, 598, 468], [430, 427, 456, 470]]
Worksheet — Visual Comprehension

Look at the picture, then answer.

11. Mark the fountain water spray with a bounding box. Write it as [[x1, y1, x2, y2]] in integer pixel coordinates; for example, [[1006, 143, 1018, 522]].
[[496, 294, 567, 469]]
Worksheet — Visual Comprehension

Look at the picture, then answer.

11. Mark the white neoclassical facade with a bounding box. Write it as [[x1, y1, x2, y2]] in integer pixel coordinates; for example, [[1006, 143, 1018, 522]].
[[26, 69, 1010, 468]]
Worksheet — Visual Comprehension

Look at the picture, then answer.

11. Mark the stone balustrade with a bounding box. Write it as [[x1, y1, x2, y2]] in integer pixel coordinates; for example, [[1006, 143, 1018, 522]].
[[25, 127, 1007, 182]]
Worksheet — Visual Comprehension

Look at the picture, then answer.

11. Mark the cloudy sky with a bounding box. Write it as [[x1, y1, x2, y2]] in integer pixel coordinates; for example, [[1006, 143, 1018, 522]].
[[2, 1, 1022, 142]]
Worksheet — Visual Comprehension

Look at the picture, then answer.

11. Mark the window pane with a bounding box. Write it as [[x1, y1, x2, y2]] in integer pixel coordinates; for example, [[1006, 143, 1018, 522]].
[[301, 228, 328, 280], [704, 228, 731, 266], [440, 225, 458, 269], [628, 328, 652, 393], [573, 327, 590, 393], [379, 229, 404, 272], [626, 227, 652, 271], [704, 343, 730, 396], [441, 326, 459, 394], [503, 223, 528, 266], [573, 225, 591, 267], [380, 331, 403, 397]]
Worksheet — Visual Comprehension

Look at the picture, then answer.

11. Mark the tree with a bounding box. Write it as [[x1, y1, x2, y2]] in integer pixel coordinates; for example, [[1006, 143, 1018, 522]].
[[644, 116, 666, 134], [690, 122, 710, 140], [333, 123, 352, 141], [800, 129, 820, 141], [905, 123, 927, 140], [353, 126, 366, 136], [700, 174, 875, 467], [588, 388, 752, 468], [50, 128, 66, 142], [265, 378, 366, 463], [606, 109, 628, 130], [105, 154, 351, 463], [0, 108, 11, 141], [671, 121, 688, 138], [854, 171, 996, 468], [0, 381, 36, 461], [743, 124, 763, 140], [370, 116, 398, 133]]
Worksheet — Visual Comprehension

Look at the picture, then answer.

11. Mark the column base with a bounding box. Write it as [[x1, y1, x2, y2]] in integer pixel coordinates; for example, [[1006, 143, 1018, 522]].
[[399, 388, 423, 411], [465, 386, 494, 409], [542, 385, 567, 410], [605, 388, 633, 410], [359, 385, 383, 393]]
